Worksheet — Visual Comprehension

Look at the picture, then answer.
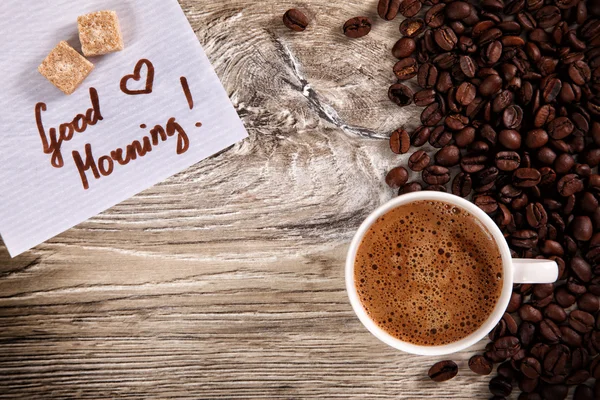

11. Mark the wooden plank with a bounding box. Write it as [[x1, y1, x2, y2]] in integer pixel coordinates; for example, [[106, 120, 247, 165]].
[[0, 1, 500, 398]]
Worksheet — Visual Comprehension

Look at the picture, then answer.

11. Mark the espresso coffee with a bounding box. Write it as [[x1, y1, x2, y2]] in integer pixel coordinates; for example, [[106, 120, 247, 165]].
[[354, 200, 503, 346]]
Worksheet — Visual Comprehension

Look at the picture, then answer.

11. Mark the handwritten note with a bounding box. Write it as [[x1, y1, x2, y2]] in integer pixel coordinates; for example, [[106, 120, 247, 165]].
[[0, 0, 248, 256]]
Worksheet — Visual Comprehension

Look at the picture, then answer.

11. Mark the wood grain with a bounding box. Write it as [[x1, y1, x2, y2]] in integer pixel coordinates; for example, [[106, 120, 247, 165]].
[[1, 1, 499, 398]]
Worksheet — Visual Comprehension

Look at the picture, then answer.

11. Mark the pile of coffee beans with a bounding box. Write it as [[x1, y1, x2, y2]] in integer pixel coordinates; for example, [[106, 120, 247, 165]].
[[378, 0, 600, 398]]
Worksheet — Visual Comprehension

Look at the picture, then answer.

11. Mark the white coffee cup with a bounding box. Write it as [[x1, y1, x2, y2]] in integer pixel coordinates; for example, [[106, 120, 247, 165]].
[[345, 191, 558, 356]]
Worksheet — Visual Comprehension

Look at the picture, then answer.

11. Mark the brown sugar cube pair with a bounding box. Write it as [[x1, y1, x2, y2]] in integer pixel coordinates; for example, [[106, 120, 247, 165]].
[[38, 11, 124, 95]]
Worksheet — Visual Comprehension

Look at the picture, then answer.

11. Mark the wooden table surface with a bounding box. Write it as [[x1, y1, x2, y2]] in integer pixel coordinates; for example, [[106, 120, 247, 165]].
[[1, 1, 497, 398]]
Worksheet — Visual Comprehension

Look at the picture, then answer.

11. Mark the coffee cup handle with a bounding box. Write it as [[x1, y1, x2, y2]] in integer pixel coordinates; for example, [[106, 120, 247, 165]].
[[512, 259, 559, 284]]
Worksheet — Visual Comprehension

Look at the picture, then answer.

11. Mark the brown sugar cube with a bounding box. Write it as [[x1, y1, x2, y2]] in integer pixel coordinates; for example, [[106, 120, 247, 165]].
[[38, 41, 94, 95], [78, 10, 124, 56]]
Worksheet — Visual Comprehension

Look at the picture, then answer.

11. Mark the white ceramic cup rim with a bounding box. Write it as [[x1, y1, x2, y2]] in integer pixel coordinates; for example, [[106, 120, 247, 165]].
[[345, 192, 515, 356]]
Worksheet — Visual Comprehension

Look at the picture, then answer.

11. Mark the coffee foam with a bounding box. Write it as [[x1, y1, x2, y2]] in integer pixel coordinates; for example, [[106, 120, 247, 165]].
[[354, 200, 503, 346]]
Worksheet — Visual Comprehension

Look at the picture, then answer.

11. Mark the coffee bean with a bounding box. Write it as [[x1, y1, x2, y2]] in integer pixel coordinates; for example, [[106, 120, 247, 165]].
[[525, 202, 547, 228], [423, 165, 450, 185], [421, 102, 444, 126], [541, 76, 562, 103], [388, 84, 414, 107], [513, 168, 541, 188], [555, 286, 576, 308], [489, 376, 512, 397], [434, 26, 458, 51], [534, 105, 556, 128], [557, 174, 584, 196], [554, 154, 575, 174], [537, 147, 557, 165], [475, 195, 498, 214], [456, 82, 476, 106], [429, 126, 452, 148], [545, 303, 567, 323], [573, 384, 594, 400], [468, 354, 493, 375], [499, 130, 522, 150], [408, 150, 430, 172], [417, 63, 438, 89], [461, 154, 487, 173], [548, 117, 574, 140], [410, 126, 431, 147], [414, 89, 437, 107], [540, 240, 564, 256], [398, 0, 422, 18], [560, 325, 582, 348], [399, 181, 423, 195], [445, 113, 469, 130], [569, 310, 594, 334], [495, 151, 520, 172], [502, 105, 524, 129], [479, 74, 503, 96], [428, 360, 458, 382], [543, 344, 570, 375], [519, 304, 543, 322], [436, 71, 453, 93], [452, 172, 472, 197], [394, 57, 418, 80], [435, 145, 460, 167], [578, 293, 599, 313], [399, 18, 425, 38], [571, 216, 593, 241], [392, 38, 416, 59], [454, 127, 475, 148], [569, 60, 591, 85], [389, 128, 410, 154], [521, 357, 542, 379], [385, 166, 409, 189], [343, 17, 372, 38], [425, 4, 446, 28], [378, 0, 401, 21], [283, 9, 309, 32]]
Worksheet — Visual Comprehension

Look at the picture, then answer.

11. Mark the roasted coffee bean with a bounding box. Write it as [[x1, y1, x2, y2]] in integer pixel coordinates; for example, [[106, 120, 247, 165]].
[[389, 129, 410, 154], [545, 303, 567, 323], [428, 360, 458, 382], [569, 310, 594, 334], [392, 38, 416, 59], [283, 9, 309, 32], [435, 145, 460, 167], [534, 105, 556, 128], [539, 319, 562, 344], [386, 166, 409, 189], [452, 172, 472, 197], [434, 26, 458, 51], [499, 130, 522, 150], [560, 325, 582, 348], [507, 292, 521, 313], [429, 126, 452, 148], [537, 147, 557, 165], [571, 216, 593, 241], [513, 168, 541, 188], [425, 4, 446, 28], [388, 84, 414, 107], [422, 165, 450, 185], [461, 154, 487, 173], [554, 154, 575, 174], [417, 63, 438, 89], [519, 304, 542, 322], [408, 150, 431, 172], [548, 117, 574, 140], [555, 286, 576, 308], [421, 102, 444, 126], [469, 354, 493, 375], [456, 82, 476, 106], [525, 129, 548, 149], [578, 293, 599, 313], [572, 348, 590, 370], [531, 343, 550, 361], [399, 18, 425, 37], [537, 6, 562, 29], [540, 240, 564, 256], [543, 344, 570, 376], [521, 357, 542, 379], [557, 174, 584, 196], [525, 203, 547, 228], [569, 60, 591, 85], [479, 74, 503, 96], [541, 76, 562, 103], [398, 0, 422, 18], [502, 105, 523, 129], [482, 41, 503, 64], [519, 321, 536, 347], [378, 0, 401, 21], [459, 55, 477, 78], [489, 376, 512, 397], [411, 126, 431, 147], [414, 89, 437, 107], [394, 57, 418, 80], [399, 181, 423, 195], [343, 17, 372, 38], [495, 152, 520, 172], [573, 384, 594, 400], [474, 195, 498, 214], [454, 127, 475, 148]]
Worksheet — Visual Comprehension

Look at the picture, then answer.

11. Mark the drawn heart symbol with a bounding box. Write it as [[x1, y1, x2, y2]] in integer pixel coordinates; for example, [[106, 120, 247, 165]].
[[120, 59, 155, 95]]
